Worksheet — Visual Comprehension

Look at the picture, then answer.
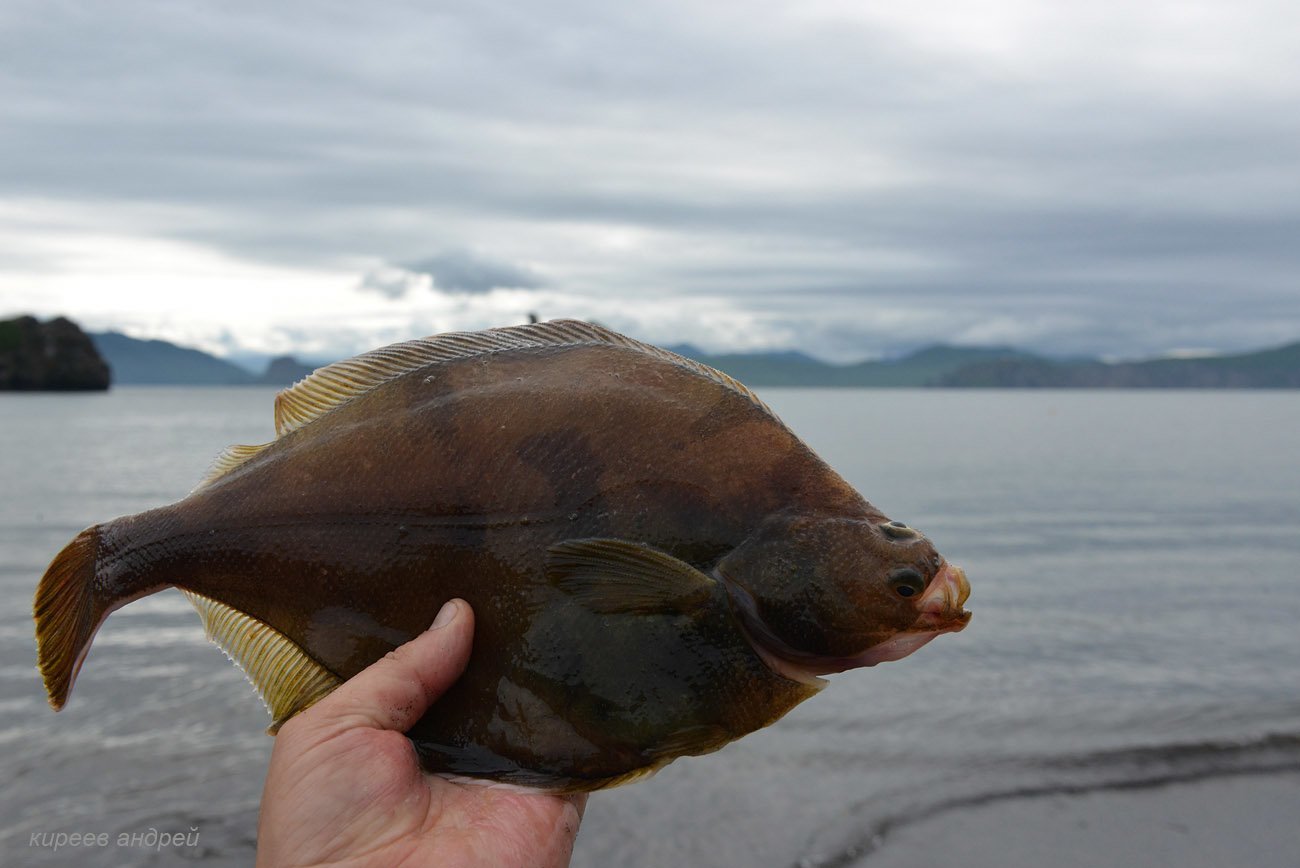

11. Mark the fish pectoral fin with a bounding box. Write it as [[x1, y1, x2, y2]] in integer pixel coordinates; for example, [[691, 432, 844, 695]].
[[181, 590, 342, 733], [545, 538, 716, 615]]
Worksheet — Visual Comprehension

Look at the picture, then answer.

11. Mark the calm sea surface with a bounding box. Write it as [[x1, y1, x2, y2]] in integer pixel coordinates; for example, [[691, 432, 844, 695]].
[[2, 387, 1298, 866]]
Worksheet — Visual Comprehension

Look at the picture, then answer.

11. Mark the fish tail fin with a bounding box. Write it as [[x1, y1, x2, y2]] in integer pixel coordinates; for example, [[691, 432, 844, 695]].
[[34, 525, 114, 710]]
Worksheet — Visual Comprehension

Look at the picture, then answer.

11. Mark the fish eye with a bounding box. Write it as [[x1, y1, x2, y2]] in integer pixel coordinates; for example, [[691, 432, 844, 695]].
[[888, 568, 926, 598]]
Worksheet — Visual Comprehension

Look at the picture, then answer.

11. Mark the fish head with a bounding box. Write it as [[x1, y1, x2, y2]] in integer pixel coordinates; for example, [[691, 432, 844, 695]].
[[715, 512, 971, 679]]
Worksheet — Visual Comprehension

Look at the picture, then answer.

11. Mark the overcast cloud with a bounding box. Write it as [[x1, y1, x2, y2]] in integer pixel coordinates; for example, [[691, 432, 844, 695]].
[[2, 0, 1298, 360], [359, 249, 545, 299]]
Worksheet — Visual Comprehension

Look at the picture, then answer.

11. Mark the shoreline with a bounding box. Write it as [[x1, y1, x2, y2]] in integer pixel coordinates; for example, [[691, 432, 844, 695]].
[[851, 769, 1300, 868]]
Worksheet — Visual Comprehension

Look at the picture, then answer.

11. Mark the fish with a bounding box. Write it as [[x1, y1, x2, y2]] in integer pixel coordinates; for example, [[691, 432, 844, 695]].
[[34, 320, 971, 792]]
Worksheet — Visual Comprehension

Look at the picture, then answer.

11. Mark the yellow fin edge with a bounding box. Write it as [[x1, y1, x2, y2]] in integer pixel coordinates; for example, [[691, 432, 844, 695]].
[[181, 590, 342, 733], [194, 443, 271, 491], [271, 319, 773, 439]]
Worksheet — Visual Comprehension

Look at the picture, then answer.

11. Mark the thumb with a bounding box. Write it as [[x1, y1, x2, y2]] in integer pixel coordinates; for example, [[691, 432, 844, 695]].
[[303, 599, 475, 733]]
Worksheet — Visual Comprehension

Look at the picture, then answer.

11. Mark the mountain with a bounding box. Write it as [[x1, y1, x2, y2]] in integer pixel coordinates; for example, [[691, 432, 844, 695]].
[[674, 344, 1031, 387], [90, 332, 256, 385], [259, 356, 317, 385], [934, 342, 1300, 388], [667, 345, 834, 386], [0, 315, 110, 391], [69, 328, 1300, 389], [831, 345, 1034, 387], [81, 333, 1028, 388]]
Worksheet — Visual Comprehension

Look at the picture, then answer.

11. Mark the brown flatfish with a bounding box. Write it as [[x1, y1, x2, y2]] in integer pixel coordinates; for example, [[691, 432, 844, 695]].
[[34, 320, 970, 792]]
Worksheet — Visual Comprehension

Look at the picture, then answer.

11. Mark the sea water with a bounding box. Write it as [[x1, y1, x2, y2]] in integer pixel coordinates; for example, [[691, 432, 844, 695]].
[[1, 387, 1298, 866]]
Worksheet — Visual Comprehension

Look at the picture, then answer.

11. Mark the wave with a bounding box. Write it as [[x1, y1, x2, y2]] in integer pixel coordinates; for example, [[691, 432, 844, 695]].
[[796, 731, 1300, 868]]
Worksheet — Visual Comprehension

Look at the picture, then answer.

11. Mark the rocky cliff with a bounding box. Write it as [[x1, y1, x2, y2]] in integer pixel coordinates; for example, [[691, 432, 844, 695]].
[[0, 316, 111, 391]]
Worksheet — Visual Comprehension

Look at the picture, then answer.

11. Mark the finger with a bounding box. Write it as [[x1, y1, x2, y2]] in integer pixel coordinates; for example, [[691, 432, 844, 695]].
[[304, 599, 474, 732]]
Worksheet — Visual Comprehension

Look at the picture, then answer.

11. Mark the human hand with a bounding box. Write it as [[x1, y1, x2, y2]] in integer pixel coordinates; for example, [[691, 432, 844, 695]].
[[255, 599, 586, 868]]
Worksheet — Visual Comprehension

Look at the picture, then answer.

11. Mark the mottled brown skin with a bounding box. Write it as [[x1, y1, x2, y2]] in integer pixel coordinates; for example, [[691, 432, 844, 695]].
[[80, 341, 947, 789], [718, 513, 946, 662]]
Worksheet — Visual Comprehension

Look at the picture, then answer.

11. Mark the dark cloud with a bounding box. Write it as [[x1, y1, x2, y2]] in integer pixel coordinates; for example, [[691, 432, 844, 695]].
[[2, 0, 1298, 358], [357, 267, 422, 300], [357, 249, 544, 299], [406, 250, 545, 294]]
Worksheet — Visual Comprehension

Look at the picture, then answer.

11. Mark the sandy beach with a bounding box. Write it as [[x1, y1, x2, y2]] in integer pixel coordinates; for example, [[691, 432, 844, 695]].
[[861, 771, 1300, 868]]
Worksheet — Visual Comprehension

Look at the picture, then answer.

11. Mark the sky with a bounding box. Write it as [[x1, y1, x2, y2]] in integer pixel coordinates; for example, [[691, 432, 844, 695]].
[[2, 0, 1298, 363]]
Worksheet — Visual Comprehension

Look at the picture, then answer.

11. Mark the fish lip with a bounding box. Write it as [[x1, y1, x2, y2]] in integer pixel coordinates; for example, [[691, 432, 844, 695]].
[[911, 561, 971, 632]]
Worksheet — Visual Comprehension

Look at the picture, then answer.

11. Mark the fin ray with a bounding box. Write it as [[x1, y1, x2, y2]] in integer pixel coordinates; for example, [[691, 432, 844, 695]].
[[646, 723, 733, 760], [181, 590, 341, 732], [546, 538, 716, 615], [34, 526, 104, 710], [194, 443, 270, 490], [273, 319, 771, 438]]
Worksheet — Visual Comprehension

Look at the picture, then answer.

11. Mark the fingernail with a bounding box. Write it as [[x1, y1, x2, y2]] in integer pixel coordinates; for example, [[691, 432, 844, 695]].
[[431, 600, 459, 630]]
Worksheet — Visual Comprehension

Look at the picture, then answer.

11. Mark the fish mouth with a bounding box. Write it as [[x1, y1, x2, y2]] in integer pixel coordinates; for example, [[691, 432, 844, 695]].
[[716, 561, 971, 684], [844, 562, 972, 668], [913, 561, 972, 632]]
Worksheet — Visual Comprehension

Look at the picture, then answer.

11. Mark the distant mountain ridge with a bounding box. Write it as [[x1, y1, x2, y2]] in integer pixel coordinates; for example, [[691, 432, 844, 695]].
[[258, 356, 317, 385], [86, 328, 1300, 389], [91, 331, 256, 385], [935, 341, 1300, 388], [670, 344, 1038, 386]]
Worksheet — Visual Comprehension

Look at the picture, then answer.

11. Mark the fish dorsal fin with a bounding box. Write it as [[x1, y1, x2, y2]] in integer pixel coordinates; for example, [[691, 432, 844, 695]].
[[181, 590, 342, 733], [547, 538, 716, 615], [194, 443, 271, 490], [272, 319, 772, 438]]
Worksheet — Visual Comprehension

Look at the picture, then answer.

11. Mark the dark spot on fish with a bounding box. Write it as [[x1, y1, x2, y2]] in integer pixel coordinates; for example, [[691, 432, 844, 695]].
[[516, 430, 604, 498], [686, 396, 738, 442], [308, 606, 410, 675]]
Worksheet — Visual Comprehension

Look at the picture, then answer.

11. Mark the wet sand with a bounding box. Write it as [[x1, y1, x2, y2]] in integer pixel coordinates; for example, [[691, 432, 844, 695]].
[[862, 771, 1300, 868]]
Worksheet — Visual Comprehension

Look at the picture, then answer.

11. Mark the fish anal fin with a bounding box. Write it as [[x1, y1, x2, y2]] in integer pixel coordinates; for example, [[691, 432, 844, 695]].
[[647, 723, 733, 760], [546, 538, 716, 615], [181, 590, 341, 732], [436, 763, 663, 794], [194, 443, 271, 490], [272, 319, 771, 438]]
